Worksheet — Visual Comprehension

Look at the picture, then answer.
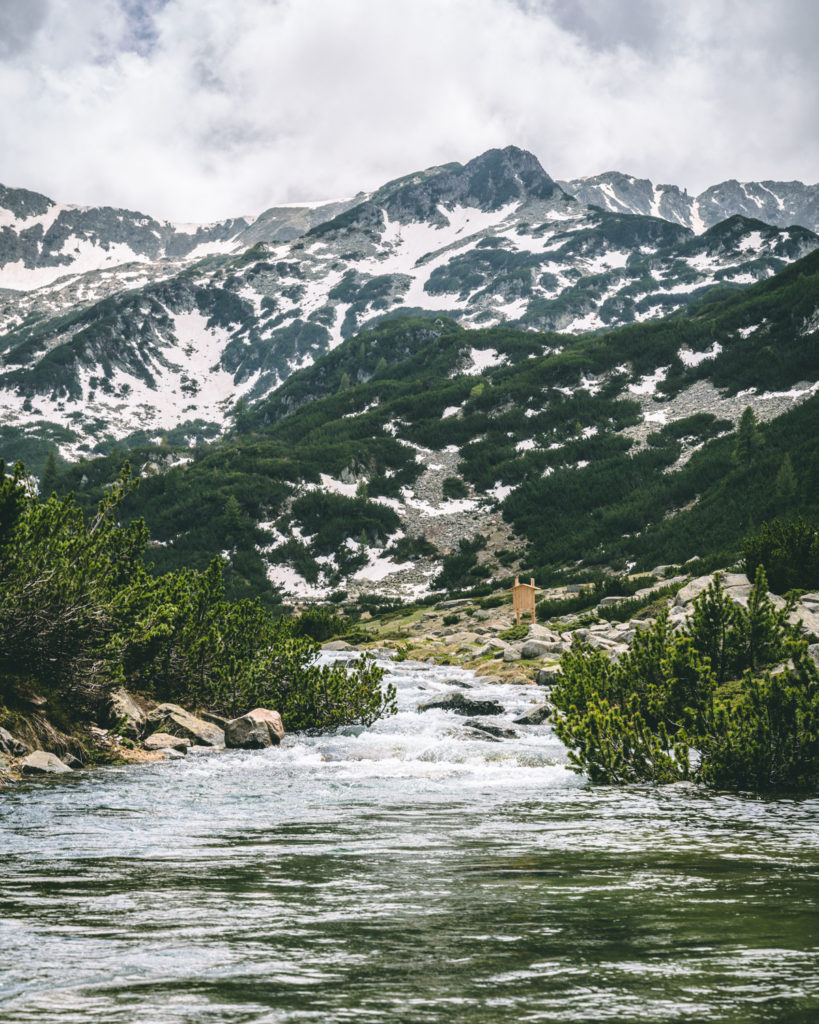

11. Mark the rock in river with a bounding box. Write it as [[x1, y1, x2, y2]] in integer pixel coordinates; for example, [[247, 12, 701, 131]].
[[224, 709, 285, 749], [104, 687, 144, 741], [21, 751, 73, 775], [143, 733, 189, 753], [143, 704, 225, 746], [418, 692, 504, 716]]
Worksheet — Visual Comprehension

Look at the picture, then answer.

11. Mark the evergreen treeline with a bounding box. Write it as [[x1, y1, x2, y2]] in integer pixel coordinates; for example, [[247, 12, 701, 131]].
[[0, 461, 396, 735]]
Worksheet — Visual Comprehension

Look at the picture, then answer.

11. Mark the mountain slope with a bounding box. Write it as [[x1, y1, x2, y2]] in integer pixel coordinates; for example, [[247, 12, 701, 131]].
[[44, 248, 819, 604], [3, 148, 817, 465], [558, 172, 819, 233]]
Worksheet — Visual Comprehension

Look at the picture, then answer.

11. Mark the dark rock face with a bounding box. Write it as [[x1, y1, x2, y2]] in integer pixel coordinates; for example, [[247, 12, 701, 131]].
[[418, 692, 504, 716], [0, 725, 29, 757], [143, 704, 225, 747], [224, 708, 285, 749]]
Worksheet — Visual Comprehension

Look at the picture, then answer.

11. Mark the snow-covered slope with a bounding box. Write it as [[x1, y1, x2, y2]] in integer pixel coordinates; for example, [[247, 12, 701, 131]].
[[557, 172, 819, 234], [1, 147, 818, 461]]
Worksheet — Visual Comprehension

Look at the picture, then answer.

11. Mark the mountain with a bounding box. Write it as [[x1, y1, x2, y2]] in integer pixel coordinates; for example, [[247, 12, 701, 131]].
[[2, 147, 817, 467], [558, 171, 819, 233], [46, 247, 819, 605]]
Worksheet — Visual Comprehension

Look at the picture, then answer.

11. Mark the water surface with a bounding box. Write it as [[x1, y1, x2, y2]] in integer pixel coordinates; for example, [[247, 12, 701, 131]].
[[2, 657, 818, 1022]]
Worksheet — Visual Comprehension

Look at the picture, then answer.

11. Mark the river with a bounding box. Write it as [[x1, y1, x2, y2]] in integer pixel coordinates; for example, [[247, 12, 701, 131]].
[[1, 655, 818, 1023]]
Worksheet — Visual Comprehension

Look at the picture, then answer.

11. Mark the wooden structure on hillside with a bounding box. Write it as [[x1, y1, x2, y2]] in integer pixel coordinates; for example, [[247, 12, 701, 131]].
[[510, 577, 538, 625]]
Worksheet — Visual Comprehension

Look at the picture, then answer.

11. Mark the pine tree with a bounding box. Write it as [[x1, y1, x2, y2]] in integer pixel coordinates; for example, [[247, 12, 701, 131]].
[[733, 407, 764, 467], [39, 450, 58, 498], [774, 453, 797, 505]]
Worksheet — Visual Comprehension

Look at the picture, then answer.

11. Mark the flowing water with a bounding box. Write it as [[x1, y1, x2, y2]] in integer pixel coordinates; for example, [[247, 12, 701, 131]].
[[2, 656, 818, 1023]]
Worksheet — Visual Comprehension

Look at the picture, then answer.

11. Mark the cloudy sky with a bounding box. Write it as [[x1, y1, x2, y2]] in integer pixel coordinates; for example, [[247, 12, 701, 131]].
[[1, 0, 816, 221]]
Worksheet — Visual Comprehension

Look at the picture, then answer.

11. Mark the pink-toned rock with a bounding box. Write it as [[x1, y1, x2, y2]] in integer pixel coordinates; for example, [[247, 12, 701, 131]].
[[224, 709, 285, 749], [143, 732, 188, 753]]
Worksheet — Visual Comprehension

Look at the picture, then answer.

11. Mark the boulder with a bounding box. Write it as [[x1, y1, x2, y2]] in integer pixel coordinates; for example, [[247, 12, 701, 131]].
[[104, 687, 144, 741], [143, 704, 224, 746], [321, 640, 353, 651], [224, 708, 285, 749], [143, 732, 189, 753], [536, 665, 562, 685], [503, 648, 523, 662], [0, 726, 29, 758], [463, 719, 517, 739], [791, 608, 819, 640], [526, 623, 561, 643], [520, 639, 565, 659], [21, 750, 72, 775], [62, 753, 83, 769], [418, 692, 504, 716], [514, 704, 553, 725]]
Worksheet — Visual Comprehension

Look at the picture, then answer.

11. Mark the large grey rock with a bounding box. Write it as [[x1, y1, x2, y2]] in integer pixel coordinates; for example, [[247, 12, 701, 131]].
[[143, 732, 189, 753], [224, 708, 285, 749], [791, 608, 819, 640], [0, 726, 29, 757], [674, 572, 751, 607], [536, 665, 562, 685], [503, 648, 523, 662], [526, 624, 561, 643], [418, 692, 504, 716], [321, 640, 353, 651], [143, 704, 224, 746], [514, 704, 553, 725], [104, 687, 144, 741], [520, 639, 565, 659], [21, 750, 72, 775]]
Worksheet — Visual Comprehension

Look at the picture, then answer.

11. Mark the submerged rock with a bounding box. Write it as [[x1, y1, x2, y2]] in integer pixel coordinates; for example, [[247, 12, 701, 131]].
[[224, 708, 285, 749], [418, 692, 504, 716], [21, 750, 72, 775], [463, 719, 518, 738], [143, 704, 224, 747]]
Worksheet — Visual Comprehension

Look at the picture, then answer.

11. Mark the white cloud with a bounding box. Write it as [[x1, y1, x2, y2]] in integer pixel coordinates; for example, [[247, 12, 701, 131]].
[[0, 0, 816, 221]]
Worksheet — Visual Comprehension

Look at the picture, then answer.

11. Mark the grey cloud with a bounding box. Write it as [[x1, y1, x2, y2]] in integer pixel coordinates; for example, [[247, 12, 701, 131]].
[[0, 0, 49, 58]]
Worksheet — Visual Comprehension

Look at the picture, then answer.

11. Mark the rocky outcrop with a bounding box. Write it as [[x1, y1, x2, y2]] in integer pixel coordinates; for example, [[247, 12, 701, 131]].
[[0, 726, 29, 758], [143, 704, 225, 747], [21, 751, 72, 775], [463, 719, 517, 739], [224, 709, 285, 749], [104, 687, 145, 741]]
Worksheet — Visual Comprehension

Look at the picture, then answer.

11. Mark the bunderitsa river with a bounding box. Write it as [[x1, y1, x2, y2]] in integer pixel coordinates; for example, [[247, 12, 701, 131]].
[[2, 655, 818, 1023]]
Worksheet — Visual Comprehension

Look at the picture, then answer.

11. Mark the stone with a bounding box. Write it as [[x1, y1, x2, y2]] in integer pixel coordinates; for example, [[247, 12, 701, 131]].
[[321, 640, 353, 651], [598, 595, 628, 608], [21, 750, 72, 775], [463, 719, 518, 739], [104, 687, 144, 741], [435, 598, 473, 610], [143, 704, 224, 746], [143, 732, 189, 753], [418, 692, 504, 716], [503, 648, 523, 662], [0, 726, 29, 758], [526, 624, 560, 643], [163, 748, 186, 760], [536, 665, 562, 685], [513, 703, 553, 725], [520, 639, 565, 659], [808, 644, 819, 668], [199, 710, 229, 728], [791, 608, 819, 640], [224, 708, 285, 749], [61, 753, 83, 769]]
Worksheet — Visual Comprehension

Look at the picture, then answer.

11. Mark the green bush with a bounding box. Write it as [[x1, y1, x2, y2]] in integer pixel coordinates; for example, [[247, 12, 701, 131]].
[[743, 517, 819, 594], [551, 569, 818, 791]]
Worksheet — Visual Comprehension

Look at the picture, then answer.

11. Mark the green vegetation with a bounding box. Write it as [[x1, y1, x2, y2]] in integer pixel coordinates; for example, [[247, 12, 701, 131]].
[[551, 570, 818, 791], [743, 518, 819, 594], [0, 461, 396, 734]]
